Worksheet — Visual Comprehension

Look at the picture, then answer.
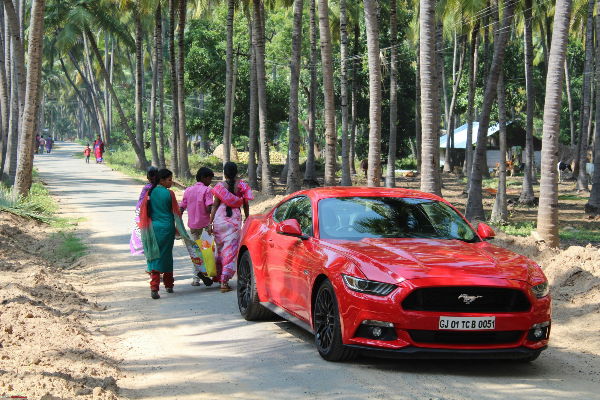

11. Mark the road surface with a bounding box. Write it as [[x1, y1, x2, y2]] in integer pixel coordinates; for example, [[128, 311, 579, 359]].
[[34, 142, 600, 399]]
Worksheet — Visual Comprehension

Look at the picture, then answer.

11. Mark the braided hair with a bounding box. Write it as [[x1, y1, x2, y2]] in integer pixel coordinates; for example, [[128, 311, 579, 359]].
[[223, 162, 238, 217], [148, 168, 173, 199]]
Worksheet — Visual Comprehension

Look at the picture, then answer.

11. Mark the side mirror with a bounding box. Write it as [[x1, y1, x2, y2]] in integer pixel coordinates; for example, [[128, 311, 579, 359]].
[[477, 223, 495, 240], [276, 219, 309, 240]]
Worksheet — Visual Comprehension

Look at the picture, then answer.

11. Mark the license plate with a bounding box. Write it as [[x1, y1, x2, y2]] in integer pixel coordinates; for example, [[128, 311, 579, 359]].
[[439, 316, 495, 330]]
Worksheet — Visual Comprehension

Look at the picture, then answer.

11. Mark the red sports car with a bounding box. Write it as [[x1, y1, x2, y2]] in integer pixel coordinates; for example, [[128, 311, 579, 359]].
[[236, 187, 550, 362]]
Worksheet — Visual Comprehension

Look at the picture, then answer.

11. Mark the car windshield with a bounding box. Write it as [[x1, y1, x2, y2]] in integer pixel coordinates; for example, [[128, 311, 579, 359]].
[[318, 197, 479, 243]]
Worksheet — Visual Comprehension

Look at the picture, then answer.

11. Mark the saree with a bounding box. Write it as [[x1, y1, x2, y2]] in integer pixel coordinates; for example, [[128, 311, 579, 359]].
[[139, 185, 191, 273], [45, 138, 52, 153], [94, 140, 104, 163], [211, 181, 253, 283], [129, 183, 153, 255]]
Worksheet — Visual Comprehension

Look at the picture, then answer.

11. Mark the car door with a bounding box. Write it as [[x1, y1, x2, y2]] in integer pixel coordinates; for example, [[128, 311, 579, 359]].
[[264, 198, 294, 306], [277, 196, 321, 321]]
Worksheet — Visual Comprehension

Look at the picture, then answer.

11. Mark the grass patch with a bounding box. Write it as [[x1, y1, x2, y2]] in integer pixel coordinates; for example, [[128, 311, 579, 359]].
[[558, 194, 587, 201], [53, 231, 88, 260], [499, 221, 536, 237], [559, 228, 600, 243], [72, 151, 84, 159]]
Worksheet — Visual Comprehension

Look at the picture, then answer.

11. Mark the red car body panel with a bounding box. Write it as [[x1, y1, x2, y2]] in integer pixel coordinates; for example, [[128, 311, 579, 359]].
[[237, 187, 551, 356]]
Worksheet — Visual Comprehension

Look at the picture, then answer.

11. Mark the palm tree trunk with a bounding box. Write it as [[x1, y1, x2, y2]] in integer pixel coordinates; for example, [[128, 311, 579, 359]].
[[586, 0, 600, 213], [564, 58, 576, 146], [319, 0, 337, 186], [134, 6, 144, 164], [415, 41, 421, 173], [444, 35, 466, 174], [577, 0, 594, 191], [340, 0, 351, 186], [385, 0, 398, 187], [2, 0, 24, 129], [104, 31, 110, 144], [169, 0, 179, 175], [304, 0, 317, 181], [177, 0, 190, 178], [60, 56, 99, 135], [14, 0, 45, 197], [149, 4, 161, 168], [222, 0, 235, 165], [81, 36, 109, 146], [465, 0, 515, 222], [157, 11, 165, 169], [491, 72, 508, 222], [109, 34, 114, 143], [86, 30, 148, 169], [520, 0, 536, 204], [419, 0, 439, 194], [538, 0, 573, 245], [364, 0, 382, 187], [0, 10, 9, 176], [537, 14, 548, 78], [285, 0, 303, 194], [246, 7, 258, 190], [465, 24, 480, 192], [228, 49, 239, 158], [350, 22, 359, 176], [254, 0, 274, 194]]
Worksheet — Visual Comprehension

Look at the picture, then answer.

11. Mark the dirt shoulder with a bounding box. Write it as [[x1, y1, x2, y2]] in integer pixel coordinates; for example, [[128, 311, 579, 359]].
[[0, 212, 126, 400]]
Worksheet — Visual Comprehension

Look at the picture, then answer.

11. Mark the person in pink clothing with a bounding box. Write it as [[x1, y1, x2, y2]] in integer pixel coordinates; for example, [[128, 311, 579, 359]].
[[179, 167, 214, 286]]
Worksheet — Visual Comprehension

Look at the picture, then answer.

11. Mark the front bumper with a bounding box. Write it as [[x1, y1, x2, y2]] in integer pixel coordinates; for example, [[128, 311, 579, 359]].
[[333, 276, 551, 352], [346, 344, 548, 359]]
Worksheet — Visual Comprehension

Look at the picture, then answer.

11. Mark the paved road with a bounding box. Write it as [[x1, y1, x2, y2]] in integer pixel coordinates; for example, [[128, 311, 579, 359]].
[[35, 142, 600, 399]]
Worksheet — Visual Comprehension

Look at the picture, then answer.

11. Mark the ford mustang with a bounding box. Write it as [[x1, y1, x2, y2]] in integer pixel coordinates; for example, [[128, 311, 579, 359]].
[[235, 187, 550, 362]]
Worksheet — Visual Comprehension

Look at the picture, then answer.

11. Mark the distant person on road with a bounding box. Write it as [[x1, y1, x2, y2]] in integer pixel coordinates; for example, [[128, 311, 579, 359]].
[[139, 168, 191, 299], [207, 161, 253, 293], [93, 135, 104, 163], [45, 136, 53, 153], [83, 144, 91, 163], [38, 136, 44, 154], [130, 166, 159, 256], [179, 167, 214, 287]]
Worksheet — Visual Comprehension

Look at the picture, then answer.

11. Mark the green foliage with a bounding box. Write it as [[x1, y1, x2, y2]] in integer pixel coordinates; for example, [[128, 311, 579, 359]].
[[499, 221, 536, 237], [559, 228, 600, 243], [0, 183, 57, 224], [52, 231, 88, 261], [558, 194, 588, 201], [395, 156, 417, 170]]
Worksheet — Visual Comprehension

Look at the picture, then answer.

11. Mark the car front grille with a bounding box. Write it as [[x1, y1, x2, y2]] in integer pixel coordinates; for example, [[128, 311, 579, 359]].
[[408, 330, 523, 345], [401, 287, 531, 313]]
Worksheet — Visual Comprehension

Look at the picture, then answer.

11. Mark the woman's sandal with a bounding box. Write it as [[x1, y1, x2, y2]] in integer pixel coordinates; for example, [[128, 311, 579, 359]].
[[220, 282, 232, 293]]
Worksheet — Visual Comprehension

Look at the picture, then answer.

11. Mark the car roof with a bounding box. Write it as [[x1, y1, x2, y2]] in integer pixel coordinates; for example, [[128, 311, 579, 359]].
[[293, 187, 445, 203]]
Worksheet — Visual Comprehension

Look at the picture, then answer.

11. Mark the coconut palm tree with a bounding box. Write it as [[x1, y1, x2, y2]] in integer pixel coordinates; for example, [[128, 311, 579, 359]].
[[14, 0, 46, 197], [222, 0, 235, 165], [537, 0, 573, 245], [304, 0, 317, 181], [285, 0, 303, 194], [149, 3, 162, 168], [465, 0, 515, 222], [134, 4, 144, 166], [419, 0, 439, 194], [384, 0, 397, 188], [519, 0, 536, 205], [254, 0, 274, 194], [169, 0, 179, 175], [245, 6, 259, 189], [339, 0, 351, 186], [178, 0, 191, 178]]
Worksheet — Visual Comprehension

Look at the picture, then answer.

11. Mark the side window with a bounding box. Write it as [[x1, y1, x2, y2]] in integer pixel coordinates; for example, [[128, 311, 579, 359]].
[[286, 196, 313, 236], [273, 200, 291, 222]]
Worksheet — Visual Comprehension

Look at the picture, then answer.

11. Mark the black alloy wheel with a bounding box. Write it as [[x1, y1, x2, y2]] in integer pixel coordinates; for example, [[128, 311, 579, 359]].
[[313, 279, 357, 361], [237, 252, 273, 321]]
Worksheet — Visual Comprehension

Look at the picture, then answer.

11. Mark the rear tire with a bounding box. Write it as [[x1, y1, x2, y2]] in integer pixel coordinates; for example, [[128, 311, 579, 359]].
[[313, 279, 357, 361], [237, 251, 274, 321]]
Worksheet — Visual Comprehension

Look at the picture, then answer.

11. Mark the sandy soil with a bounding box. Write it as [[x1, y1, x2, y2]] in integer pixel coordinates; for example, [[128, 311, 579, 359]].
[[0, 213, 125, 399]]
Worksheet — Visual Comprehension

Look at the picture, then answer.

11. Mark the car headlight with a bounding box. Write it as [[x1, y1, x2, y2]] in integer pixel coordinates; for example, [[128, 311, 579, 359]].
[[531, 281, 549, 298], [342, 275, 397, 296]]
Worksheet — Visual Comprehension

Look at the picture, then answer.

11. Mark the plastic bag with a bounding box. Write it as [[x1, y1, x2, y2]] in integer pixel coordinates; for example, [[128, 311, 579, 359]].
[[198, 231, 217, 277]]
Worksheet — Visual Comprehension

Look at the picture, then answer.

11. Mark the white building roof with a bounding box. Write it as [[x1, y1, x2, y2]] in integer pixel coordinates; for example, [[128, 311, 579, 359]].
[[439, 122, 501, 149]]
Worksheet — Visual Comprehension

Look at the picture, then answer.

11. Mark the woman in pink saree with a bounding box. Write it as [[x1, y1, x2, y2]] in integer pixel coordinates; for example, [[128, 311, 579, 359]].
[[207, 162, 252, 292]]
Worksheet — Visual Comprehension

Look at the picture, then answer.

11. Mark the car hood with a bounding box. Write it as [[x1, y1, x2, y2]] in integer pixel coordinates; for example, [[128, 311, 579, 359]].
[[322, 238, 530, 282]]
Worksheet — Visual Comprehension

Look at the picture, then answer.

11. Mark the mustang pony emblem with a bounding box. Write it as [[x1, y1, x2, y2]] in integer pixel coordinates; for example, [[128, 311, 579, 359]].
[[458, 294, 482, 304]]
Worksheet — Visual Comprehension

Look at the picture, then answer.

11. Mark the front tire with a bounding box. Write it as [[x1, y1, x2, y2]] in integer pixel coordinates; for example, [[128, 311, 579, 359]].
[[313, 279, 357, 361], [237, 251, 273, 321]]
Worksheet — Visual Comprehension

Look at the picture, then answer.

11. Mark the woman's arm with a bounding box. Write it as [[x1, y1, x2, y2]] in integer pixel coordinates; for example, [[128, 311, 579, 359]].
[[243, 200, 249, 220], [207, 196, 220, 235]]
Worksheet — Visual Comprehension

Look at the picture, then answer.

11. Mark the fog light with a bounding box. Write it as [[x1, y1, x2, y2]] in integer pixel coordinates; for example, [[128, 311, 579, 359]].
[[533, 327, 543, 338], [371, 327, 382, 338]]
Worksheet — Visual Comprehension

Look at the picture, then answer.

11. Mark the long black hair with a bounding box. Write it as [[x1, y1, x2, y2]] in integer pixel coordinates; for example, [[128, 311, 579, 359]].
[[147, 166, 159, 183], [223, 161, 238, 217], [148, 168, 173, 199]]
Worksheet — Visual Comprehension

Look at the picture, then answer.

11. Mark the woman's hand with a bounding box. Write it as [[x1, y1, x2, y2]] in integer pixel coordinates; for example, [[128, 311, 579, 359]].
[[207, 225, 213, 236]]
